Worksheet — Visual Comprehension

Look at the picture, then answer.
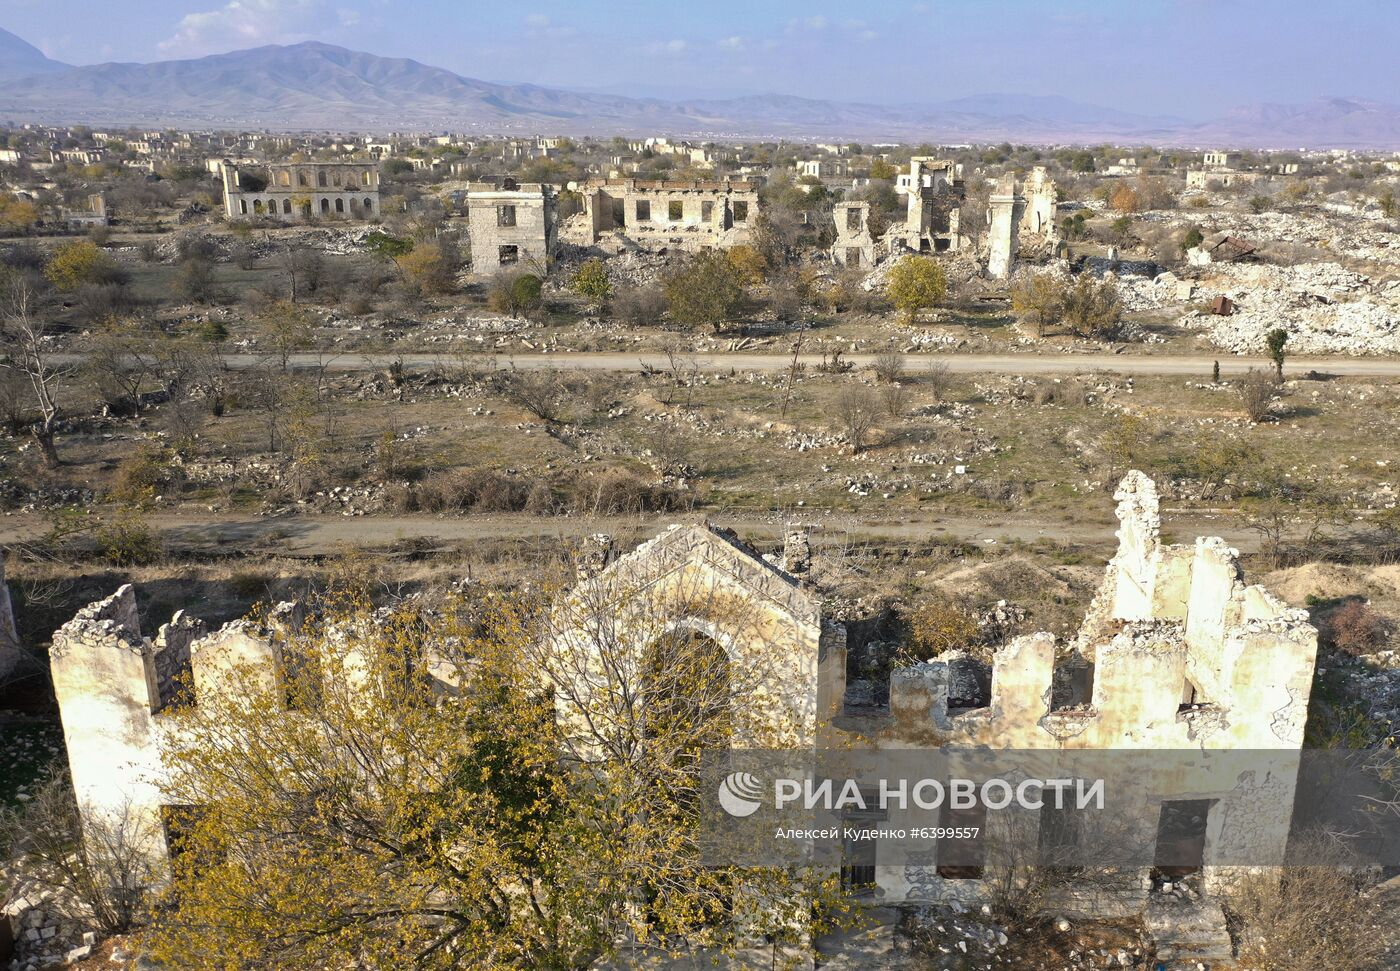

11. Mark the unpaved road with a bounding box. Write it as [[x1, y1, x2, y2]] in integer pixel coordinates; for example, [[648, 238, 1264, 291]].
[[0, 508, 1257, 557], [52, 350, 1400, 378]]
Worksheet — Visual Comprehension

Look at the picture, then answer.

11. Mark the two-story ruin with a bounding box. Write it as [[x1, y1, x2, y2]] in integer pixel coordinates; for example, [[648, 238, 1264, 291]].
[[563, 178, 759, 253], [220, 160, 381, 221], [464, 177, 557, 273]]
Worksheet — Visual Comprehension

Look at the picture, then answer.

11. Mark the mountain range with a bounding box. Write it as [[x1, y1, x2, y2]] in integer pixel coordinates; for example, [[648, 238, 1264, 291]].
[[1, 29, 1399, 149]]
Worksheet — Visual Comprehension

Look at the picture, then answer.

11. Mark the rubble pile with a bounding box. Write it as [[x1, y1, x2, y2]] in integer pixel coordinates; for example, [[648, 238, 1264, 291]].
[[1187, 262, 1400, 355]]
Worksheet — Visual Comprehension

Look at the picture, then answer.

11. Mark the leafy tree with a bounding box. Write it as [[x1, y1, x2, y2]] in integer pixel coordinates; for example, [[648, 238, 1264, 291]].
[[1010, 271, 1064, 337], [1265, 327, 1289, 380], [44, 239, 127, 292], [570, 258, 611, 310], [364, 230, 413, 260], [725, 245, 767, 285], [1109, 184, 1140, 213], [1181, 226, 1204, 252], [1059, 274, 1122, 339], [142, 589, 854, 969], [0, 195, 38, 232], [487, 271, 544, 319], [395, 239, 459, 295], [256, 300, 314, 372], [885, 255, 948, 323], [663, 250, 746, 333], [868, 158, 897, 181]]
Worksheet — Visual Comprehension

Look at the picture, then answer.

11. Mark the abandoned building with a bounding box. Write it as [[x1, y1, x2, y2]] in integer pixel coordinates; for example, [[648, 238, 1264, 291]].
[[987, 173, 1027, 279], [47, 472, 1315, 961], [219, 160, 381, 221], [464, 177, 557, 272], [831, 201, 876, 268], [896, 157, 964, 254], [562, 178, 759, 253], [1019, 166, 1058, 240]]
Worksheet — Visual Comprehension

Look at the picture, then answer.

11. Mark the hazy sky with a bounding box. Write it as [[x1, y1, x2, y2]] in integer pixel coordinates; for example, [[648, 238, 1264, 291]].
[[2, 0, 1396, 118]]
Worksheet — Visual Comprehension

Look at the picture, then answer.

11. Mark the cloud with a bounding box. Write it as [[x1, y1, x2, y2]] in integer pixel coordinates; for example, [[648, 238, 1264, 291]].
[[525, 13, 550, 28], [646, 38, 688, 55], [158, 0, 326, 57], [718, 35, 746, 51]]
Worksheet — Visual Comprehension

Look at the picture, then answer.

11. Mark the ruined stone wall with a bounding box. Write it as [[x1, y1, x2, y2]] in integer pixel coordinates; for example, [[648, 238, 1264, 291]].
[[986, 173, 1025, 280], [569, 179, 759, 253], [0, 549, 25, 682]]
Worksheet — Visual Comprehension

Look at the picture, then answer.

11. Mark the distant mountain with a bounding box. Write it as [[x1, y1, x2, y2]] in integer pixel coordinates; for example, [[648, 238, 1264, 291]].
[[1189, 97, 1400, 150], [0, 30, 1395, 149], [0, 27, 69, 81]]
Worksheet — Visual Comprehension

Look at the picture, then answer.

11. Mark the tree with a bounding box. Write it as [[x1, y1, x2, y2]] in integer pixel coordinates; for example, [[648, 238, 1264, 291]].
[[174, 256, 218, 304], [44, 239, 127, 292], [1010, 271, 1064, 337], [1265, 327, 1289, 380], [663, 250, 746, 333], [395, 239, 459, 295], [255, 300, 314, 372], [142, 589, 851, 969], [885, 256, 947, 323], [1181, 226, 1204, 253], [1059, 274, 1121, 339], [1108, 184, 1140, 213], [0, 195, 39, 232], [1238, 368, 1277, 423], [725, 245, 767, 286], [835, 385, 879, 452], [868, 158, 897, 181], [487, 271, 544, 319], [570, 258, 612, 311], [0, 271, 70, 466]]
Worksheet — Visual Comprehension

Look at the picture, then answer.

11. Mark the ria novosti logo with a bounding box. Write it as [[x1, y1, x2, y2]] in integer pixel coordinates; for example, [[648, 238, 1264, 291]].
[[717, 772, 765, 817]]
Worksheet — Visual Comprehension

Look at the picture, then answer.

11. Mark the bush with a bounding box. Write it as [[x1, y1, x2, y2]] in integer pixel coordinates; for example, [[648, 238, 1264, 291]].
[[94, 514, 162, 566], [1238, 368, 1277, 423], [111, 445, 178, 504], [570, 258, 611, 310], [1322, 600, 1389, 656], [871, 350, 905, 384], [612, 284, 667, 327], [44, 240, 128, 291], [907, 601, 979, 661], [486, 271, 543, 318], [1060, 274, 1122, 338], [835, 385, 879, 452]]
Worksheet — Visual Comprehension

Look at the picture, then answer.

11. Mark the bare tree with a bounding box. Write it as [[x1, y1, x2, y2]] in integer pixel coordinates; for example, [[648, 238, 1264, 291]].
[[871, 349, 905, 384], [0, 273, 72, 466], [835, 385, 879, 453]]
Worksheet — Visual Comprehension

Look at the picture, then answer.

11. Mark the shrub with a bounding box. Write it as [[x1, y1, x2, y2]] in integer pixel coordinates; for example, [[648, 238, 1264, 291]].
[[486, 271, 543, 318], [835, 385, 879, 452], [907, 601, 979, 660], [570, 258, 611, 310], [871, 350, 905, 384], [44, 239, 128, 291], [94, 514, 161, 566], [1322, 600, 1389, 656], [612, 284, 667, 327], [111, 445, 178, 505], [1238, 368, 1277, 423], [725, 244, 767, 285], [1060, 274, 1121, 338]]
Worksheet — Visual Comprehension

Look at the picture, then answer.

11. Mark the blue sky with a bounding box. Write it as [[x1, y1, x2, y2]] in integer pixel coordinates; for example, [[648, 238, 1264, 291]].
[[2, 0, 1396, 117]]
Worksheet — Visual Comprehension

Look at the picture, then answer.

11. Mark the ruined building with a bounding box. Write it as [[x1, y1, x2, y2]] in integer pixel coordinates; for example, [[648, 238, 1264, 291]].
[[1019, 166, 1058, 240], [562, 179, 759, 253], [464, 177, 557, 273], [220, 160, 380, 221], [49, 473, 1315, 961], [898, 157, 964, 254], [831, 201, 876, 269]]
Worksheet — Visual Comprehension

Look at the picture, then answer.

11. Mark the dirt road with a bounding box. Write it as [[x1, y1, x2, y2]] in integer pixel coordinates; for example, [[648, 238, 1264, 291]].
[[51, 350, 1400, 378], [0, 508, 1257, 557]]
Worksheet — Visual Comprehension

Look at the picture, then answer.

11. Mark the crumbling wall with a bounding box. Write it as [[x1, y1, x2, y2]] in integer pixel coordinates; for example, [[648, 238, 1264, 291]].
[[569, 179, 759, 253], [987, 174, 1025, 280], [0, 549, 25, 682], [1020, 166, 1058, 239]]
